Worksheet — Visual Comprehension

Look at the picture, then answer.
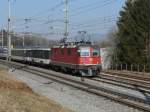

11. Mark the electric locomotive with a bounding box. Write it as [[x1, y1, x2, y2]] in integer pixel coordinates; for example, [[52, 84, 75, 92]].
[[50, 41, 101, 76]]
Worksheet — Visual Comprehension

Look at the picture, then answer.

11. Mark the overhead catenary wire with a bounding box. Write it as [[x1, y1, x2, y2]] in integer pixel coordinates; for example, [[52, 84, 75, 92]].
[[71, 17, 116, 28], [71, 24, 114, 32], [12, 1, 65, 26], [70, 0, 118, 17], [71, 15, 115, 25], [28, 2, 64, 19], [71, 0, 112, 12], [24, 0, 76, 21]]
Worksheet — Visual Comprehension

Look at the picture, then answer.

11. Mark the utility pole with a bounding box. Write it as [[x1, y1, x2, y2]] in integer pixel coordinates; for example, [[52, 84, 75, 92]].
[[64, 0, 69, 43], [23, 19, 31, 48], [7, 0, 11, 64], [2, 29, 3, 47]]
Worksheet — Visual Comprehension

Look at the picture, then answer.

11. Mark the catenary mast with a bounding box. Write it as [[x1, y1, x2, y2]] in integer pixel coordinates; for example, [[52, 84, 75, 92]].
[[64, 0, 69, 43], [7, 0, 11, 64]]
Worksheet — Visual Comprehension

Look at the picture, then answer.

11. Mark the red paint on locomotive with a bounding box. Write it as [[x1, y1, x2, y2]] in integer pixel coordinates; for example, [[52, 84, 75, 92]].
[[51, 46, 101, 65], [50, 42, 101, 76]]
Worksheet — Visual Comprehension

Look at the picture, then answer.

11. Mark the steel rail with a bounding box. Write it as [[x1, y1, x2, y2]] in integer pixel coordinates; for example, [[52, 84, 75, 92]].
[[104, 71, 150, 81]]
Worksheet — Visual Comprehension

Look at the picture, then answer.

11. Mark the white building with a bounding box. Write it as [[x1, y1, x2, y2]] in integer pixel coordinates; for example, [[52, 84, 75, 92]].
[[100, 47, 113, 70]]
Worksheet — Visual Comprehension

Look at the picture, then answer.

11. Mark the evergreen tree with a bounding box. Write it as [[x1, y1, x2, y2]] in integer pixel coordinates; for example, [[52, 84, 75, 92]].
[[115, 0, 150, 65]]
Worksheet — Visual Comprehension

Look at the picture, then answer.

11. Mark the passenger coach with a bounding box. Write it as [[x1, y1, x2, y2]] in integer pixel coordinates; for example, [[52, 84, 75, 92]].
[[11, 48, 51, 65]]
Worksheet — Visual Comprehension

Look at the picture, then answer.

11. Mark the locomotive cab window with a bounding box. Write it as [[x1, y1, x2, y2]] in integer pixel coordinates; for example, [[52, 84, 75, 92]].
[[77, 50, 80, 56], [92, 49, 99, 56]]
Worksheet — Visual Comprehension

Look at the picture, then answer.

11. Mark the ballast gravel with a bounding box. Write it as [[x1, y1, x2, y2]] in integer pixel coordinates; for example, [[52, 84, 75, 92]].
[[10, 69, 143, 112]]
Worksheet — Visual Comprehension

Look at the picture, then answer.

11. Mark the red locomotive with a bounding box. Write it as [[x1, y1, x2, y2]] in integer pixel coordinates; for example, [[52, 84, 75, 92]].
[[50, 41, 101, 76]]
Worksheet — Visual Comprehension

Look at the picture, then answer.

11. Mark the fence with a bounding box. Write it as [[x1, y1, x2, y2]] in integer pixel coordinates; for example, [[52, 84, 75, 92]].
[[107, 64, 150, 73]]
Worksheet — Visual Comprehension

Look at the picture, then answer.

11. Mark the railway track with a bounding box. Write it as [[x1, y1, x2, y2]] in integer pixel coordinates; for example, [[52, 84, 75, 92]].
[[104, 71, 150, 82], [99, 72, 150, 90], [0, 59, 150, 112], [90, 76, 150, 94]]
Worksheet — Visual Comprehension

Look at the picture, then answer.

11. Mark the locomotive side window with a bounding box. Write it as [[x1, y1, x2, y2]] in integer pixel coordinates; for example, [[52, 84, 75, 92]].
[[61, 49, 64, 55], [54, 49, 57, 54], [67, 49, 71, 55]]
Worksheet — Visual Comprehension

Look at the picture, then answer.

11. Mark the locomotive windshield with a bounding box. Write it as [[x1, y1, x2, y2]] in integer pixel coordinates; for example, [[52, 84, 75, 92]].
[[81, 51, 90, 56], [78, 48, 90, 56]]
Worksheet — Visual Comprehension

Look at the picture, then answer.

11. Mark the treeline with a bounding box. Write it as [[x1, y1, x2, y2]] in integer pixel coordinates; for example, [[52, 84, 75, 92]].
[[111, 0, 150, 65], [0, 30, 59, 48]]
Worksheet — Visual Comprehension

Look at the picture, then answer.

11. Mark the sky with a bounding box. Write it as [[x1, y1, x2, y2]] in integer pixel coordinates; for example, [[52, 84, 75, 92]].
[[0, 0, 125, 40]]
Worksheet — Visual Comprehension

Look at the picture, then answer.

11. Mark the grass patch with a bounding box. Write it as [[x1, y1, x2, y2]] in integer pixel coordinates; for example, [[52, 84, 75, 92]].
[[0, 70, 73, 112], [143, 72, 150, 76]]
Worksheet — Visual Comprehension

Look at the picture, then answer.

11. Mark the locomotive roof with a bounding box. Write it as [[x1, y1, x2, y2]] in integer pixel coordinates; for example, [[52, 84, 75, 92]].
[[52, 41, 98, 48]]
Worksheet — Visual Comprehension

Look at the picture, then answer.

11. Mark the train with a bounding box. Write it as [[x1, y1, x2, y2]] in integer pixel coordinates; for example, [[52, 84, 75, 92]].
[[0, 42, 101, 76]]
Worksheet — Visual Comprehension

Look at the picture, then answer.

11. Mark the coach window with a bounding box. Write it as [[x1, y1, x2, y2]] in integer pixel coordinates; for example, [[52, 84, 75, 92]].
[[67, 49, 71, 55], [43, 50, 49, 59], [33, 50, 39, 58], [39, 50, 43, 58], [11, 50, 14, 56]]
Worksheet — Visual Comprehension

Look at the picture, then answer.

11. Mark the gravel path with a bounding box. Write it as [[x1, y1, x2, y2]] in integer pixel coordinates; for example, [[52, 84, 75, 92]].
[[9, 69, 144, 112]]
